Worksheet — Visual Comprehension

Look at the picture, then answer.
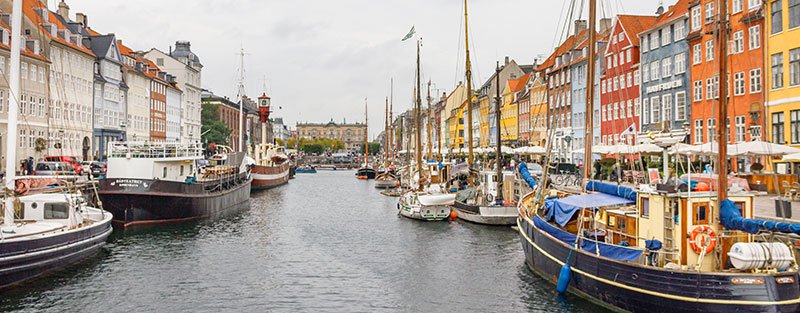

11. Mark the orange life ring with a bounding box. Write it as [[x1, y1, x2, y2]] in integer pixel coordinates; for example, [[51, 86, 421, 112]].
[[689, 225, 717, 255]]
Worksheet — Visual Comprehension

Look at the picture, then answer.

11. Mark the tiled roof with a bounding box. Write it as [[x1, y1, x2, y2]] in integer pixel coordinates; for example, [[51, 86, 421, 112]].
[[647, 0, 689, 31], [616, 14, 658, 46], [0, 18, 49, 62], [508, 73, 531, 93], [538, 31, 582, 71], [24, 0, 95, 57]]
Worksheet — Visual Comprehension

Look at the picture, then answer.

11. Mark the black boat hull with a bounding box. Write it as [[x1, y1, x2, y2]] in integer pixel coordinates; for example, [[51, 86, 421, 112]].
[[98, 176, 252, 227], [517, 214, 800, 312], [356, 168, 376, 179], [0, 218, 113, 289]]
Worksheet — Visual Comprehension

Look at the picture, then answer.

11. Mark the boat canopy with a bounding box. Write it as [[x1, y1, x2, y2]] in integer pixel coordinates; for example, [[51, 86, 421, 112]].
[[534, 216, 643, 262], [545, 193, 634, 227], [720, 199, 800, 235], [586, 180, 637, 202], [518, 162, 538, 189]]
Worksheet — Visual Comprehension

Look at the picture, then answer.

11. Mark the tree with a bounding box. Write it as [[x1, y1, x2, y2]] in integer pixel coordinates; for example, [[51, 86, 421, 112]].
[[360, 142, 381, 155], [201, 102, 232, 146], [300, 143, 324, 154]]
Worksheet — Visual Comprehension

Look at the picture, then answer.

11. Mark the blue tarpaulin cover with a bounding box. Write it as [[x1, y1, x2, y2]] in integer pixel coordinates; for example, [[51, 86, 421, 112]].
[[586, 180, 637, 202], [720, 199, 800, 235], [544, 193, 634, 226], [533, 216, 643, 262], [518, 162, 538, 189]]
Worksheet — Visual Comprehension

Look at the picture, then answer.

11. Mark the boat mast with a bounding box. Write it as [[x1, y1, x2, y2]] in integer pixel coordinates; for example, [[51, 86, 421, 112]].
[[583, 0, 597, 185], [365, 98, 369, 168], [237, 47, 246, 153], [3, 0, 22, 227], [495, 62, 503, 204], [389, 79, 394, 165], [427, 80, 433, 161], [717, 0, 730, 204], [415, 39, 423, 189], [463, 0, 475, 184], [385, 96, 389, 168]]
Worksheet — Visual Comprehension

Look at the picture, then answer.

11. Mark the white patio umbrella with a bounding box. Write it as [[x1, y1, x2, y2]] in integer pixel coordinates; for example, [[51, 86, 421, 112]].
[[729, 140, 800, 156], [782, 152, 800, 162]]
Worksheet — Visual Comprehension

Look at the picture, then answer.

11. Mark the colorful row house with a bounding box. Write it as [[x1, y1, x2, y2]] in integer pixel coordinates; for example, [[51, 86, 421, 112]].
[[766, 0, 800, 148]]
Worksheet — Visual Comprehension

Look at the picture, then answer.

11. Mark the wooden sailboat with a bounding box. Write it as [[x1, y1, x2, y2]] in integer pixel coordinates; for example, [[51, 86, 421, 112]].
[[516, 1, 800, 311], [0, 0, 112, 288], [356, 98, 376, 179], [453, 61, 517, 226], [397, 37, 453, 221], [376, 93, 399, 188]]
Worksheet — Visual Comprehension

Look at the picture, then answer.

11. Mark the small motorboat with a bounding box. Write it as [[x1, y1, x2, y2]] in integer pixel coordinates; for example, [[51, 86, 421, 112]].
[[296, 165, 317, 174]]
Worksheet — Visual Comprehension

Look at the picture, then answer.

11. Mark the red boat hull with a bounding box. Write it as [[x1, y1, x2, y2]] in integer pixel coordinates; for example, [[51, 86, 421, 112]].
[[251, 161, 291, 190]]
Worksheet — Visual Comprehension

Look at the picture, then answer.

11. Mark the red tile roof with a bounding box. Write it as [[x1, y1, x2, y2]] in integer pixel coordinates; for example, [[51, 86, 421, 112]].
[[648, 0, 690, 31], [23, 0, 95, 57], [616, 14, 659, 46], [508, 73, 531, 93]]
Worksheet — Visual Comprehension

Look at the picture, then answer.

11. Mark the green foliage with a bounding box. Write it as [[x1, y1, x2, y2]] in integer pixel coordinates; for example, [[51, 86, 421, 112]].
[[201, 102, 231, 146], [293, 138, 345, 154], [301, 143, 325, 154], [360, 142, 381, 155]]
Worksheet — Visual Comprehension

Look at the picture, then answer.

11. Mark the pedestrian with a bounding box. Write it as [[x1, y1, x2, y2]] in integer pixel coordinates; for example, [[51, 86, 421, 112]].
[[26, 157, 33, 176]]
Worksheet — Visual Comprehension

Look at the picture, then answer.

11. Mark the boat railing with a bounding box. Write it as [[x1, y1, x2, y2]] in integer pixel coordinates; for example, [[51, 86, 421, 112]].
[[107, 141, 204, 159]]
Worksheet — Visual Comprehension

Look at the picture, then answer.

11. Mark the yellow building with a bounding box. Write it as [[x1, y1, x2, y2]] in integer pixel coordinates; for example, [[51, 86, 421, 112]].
[[529, 76, 548, 146], [296, 120, 367, 151], [444, 84, 468, 150], [766, 0, 800, 147], [500, 73, 530, 143]]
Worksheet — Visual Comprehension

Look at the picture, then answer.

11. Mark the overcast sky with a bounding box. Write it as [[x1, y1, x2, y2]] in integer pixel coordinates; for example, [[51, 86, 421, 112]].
[[62, 0, 668, 139]]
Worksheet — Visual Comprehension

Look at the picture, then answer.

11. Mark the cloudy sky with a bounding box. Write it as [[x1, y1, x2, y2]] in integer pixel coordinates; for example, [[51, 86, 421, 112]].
[[62, 0, 667, 138]]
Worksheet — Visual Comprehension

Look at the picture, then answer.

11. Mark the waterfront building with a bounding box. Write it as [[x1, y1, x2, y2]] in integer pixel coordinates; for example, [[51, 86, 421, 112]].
[[518, 78, 531, 146], [166, 80, 182, 142], [45, 1, 96, 160], [444, 83, 467, 150], [571, 23, 609, 165], [201, 90, 246, 148], [272, 117, 290, 143], [541, 22, 586, 162], [528, 75, 548, 147], [477, 56, 524, 148], [296, 120, 367, 152], [600, 14, 656, 147], [689, 0, 765, 160], [766, 0, 800, 148], [145, 41, 203, 143], [500, 72, 530, 145], [639, 2, 691, 139], [146, 59, 167, 142], [117, 40, 151, 142]]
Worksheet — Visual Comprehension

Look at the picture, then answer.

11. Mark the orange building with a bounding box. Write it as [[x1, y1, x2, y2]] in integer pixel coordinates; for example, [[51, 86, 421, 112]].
[[687, 0, 765, 149]]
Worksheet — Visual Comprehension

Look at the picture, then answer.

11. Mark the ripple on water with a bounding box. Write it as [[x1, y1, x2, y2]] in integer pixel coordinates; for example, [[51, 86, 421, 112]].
[[1, 171, 605, 313]]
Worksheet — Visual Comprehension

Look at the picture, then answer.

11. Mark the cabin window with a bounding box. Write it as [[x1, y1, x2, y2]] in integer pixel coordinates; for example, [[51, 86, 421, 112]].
[[608, 215, 616, 227], [163, 167, 167, 178], [693, 202, 710, 225], [618, 216, 627, 231], [640, 198, 650, 218], [44, 202, 69, 219], [180, 165, 184, 176], [734, 202, 745, 216]]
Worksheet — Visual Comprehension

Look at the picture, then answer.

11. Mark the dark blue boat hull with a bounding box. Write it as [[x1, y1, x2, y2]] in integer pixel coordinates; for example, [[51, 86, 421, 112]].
[[517, 215, 800, 312]]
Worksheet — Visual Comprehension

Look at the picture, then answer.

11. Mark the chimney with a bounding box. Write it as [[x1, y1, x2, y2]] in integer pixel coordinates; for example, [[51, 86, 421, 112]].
[[504, 56, 510, 65], [655, 5, 665, 15], [76, 12, 88, 28], [599, 18, 612, 33], [58, 1, 70, 20], [574, 20, 587, 36]]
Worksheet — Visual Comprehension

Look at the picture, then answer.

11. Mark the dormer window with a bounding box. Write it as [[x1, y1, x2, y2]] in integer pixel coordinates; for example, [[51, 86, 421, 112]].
[[0, 28, 7, 46]]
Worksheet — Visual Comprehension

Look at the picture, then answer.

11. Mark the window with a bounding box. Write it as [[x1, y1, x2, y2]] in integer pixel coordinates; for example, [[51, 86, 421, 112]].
[[627, 100, 633, 118], [651, 96, 661, 123], [772, 0, 783, 34], [675, 21, 686, 40], [627, 72, 632, 87], [706, 78, 714, 100], [44, 202, 69, 219], [662, 26, 671, 46], [0, 90, 3, 112], [619, 32, 625, 43], [662, 94, 672, 122], [790, 48, 800, 86], [693, 44, 702, 65], [627, 49, 632, 63], [732, 31, 744, 54], [772, 53, 784, 89], [748, 25, 760, 50], [734, 72, 746, 95], [773, 112, 785, 144], [602, 80, 607, 94], [791, 0, 800, 29], [733, 0, 743, 13], [706, 40, 715, 61], [736, 116, 747, 142], [662, 57, 673, 77], [694, 202, 710, 225], [675, 53, 686, 74], [691, 6, 702, 31], [642, 36, 649, 53], [643, 98, 650, 124], [676, 92, 687, 120], [635, 97, 641, 116], [643, 65, 650, 83], [614, 102, 620, 119], [614, 76, 619, 91], [750, 68, 762, 93], [708, 118, 717, 143], [750, 0, 763, 10], [705, 3, 715, 24], [695, 119, 704, 143], [634, 70, 641, 85], [651, 32, 660, 50], [601, 105, 606, 122], [641, 198, 650, 218], [21, 62, 27, 80], [651, 61, 660, 80], [620, 74, 626, 89]]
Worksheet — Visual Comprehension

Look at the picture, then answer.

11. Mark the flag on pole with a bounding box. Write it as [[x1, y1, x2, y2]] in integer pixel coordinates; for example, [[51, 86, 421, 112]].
[[401, 26, 416, 41], [621, 123, 637, 137]]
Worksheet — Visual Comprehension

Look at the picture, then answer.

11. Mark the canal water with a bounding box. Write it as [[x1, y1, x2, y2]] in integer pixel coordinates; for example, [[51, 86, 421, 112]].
[[1, 171, 605, 312]]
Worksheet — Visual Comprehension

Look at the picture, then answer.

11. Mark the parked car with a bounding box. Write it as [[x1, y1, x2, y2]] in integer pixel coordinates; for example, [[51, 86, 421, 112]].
[[44, 156, 83, 174], [88, 161, 106, 177], [34, 162, 77, 176]]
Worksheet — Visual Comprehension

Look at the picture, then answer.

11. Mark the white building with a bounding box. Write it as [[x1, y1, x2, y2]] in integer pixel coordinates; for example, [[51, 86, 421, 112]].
[[117, 40, 151, 142], [166, 81, 182, 142], [272, 117, 290, 142], [145, 41, 202, 143]]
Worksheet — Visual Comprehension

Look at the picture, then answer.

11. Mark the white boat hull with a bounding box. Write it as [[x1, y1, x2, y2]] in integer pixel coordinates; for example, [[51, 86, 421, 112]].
[[453, 204, 517, 226], [397, 192, 451, 221]]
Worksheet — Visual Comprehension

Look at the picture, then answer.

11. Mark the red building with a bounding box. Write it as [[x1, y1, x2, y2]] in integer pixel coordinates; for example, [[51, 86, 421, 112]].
[[600, 15, 657, 145], [145, 59, 168, 142]]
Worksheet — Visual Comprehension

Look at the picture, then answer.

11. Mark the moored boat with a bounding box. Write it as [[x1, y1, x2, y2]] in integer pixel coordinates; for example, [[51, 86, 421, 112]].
[[295, 165, 317, 174], [453, 170, 517, 226], [250, 93, 291, 190], [98, 142, 252, 227]]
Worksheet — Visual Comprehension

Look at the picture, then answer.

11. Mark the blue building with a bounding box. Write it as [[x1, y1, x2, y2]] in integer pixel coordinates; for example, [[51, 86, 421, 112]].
[[570, 35, 607, 165], [639, 5, 691, 136]]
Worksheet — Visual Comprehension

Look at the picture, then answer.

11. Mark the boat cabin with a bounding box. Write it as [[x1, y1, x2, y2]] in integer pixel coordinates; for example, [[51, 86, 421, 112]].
[[12, 193, 87, 230], [106, 142, 204, 183]]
